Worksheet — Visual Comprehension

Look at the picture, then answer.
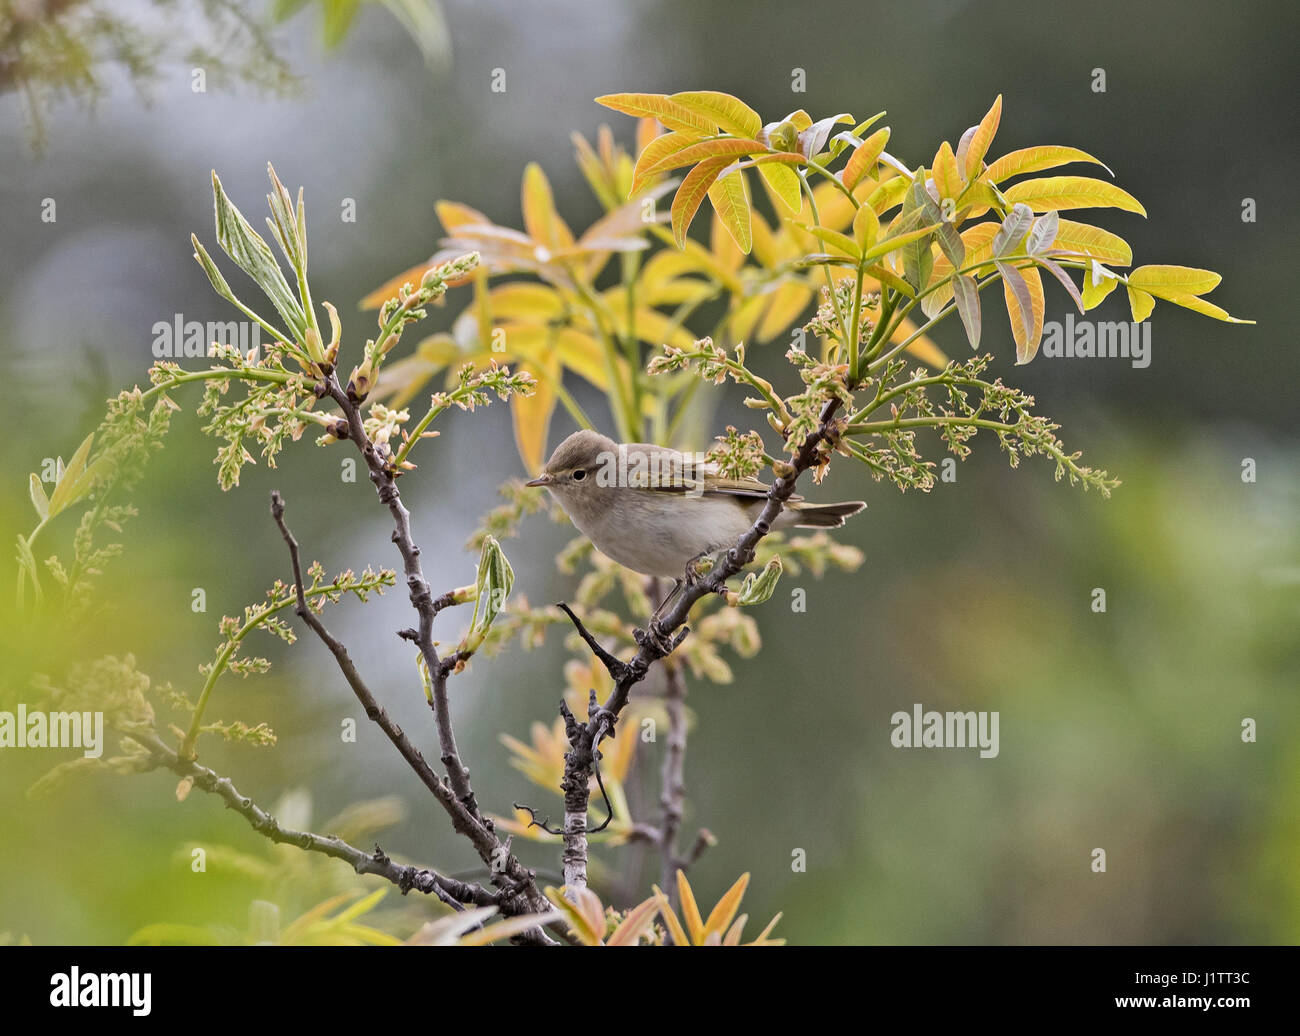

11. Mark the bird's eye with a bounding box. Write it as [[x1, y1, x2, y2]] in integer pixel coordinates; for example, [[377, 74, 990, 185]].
[[572, 468, 587, 481]]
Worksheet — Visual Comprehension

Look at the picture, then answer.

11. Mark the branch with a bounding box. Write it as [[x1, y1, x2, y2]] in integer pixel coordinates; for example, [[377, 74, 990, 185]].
[[268, 490, 550, 922], [127, 730, 496, 911]]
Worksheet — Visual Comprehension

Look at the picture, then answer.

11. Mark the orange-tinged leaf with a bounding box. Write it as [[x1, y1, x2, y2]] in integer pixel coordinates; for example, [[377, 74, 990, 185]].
[[932, 140, 963, 202], [1127, 264, 1222, 297], [436, 199, 491, 232], [521, 163, 574, 250], [632, 131, 695, 194], [671, 90, 762, 138], [640, 137, 766, 179], [652, 887, 691, 947], [1002, 264, 1046, 363], [360, 261, 439, 310], [671, 157, 729, 247], [606, 895, 660, 946], [676, 870, 705, 944], [595, 92, 713, 135], [982, 145, 1111, 184], [1003, 176, 1146, 216], [543, 886, 605, 945], [511, 358, 557, 473], [963, 95, 1002, 181], [703, 872, 750, 939], [843, 126, 890, 191], [708, 167, 752, 254]]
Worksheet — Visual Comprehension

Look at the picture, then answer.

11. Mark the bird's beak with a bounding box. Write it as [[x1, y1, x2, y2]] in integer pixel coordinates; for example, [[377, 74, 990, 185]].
[[524, 474, 551, 488]]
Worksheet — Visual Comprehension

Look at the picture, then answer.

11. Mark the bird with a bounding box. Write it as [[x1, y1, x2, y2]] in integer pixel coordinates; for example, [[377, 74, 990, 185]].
[[526, 429, 865, 581]]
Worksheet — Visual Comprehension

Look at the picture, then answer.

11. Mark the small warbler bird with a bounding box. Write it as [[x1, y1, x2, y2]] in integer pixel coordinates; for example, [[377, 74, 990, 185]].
[[526, 430, 865, 580]]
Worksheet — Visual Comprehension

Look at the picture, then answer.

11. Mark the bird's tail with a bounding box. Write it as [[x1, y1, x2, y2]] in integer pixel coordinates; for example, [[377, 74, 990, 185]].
[[783, 500, 866, 529]]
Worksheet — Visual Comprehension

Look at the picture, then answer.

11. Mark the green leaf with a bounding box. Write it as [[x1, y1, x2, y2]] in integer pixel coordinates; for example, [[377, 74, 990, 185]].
[[951, 273, 981, 349], [460, 536, 515, 655], [211, 171, 307, 340], [321, 0, 362, 50], [47, 432, 94, 517]]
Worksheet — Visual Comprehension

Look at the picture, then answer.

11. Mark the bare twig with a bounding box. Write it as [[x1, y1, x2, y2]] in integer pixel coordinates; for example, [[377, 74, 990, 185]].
[[128, 730, 496, 911], [269, 488, 550, 923]]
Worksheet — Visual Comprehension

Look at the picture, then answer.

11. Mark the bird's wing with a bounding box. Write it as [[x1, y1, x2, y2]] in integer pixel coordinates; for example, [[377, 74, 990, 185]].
[[622, 444, 804, 502]]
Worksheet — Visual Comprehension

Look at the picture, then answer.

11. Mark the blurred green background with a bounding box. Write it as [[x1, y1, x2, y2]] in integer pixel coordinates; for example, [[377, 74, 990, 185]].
[[1, 0, 1296, 945]]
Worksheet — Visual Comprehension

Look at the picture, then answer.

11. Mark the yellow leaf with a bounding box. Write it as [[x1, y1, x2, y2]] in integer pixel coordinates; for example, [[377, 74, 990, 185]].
[[671, 157, 729, 247], [606, 895, 660, 946], [756, 282, 814, 342], [543, 886, 605, 946], [852, 204, 880, 251], [1081, 268, 1120, 310], [1151, 291, 1253, 324], [676, 870, 705, 944], [932, 140, 963, 202], [1127, 264, 1222, 297], [511, 358, 557, 473], [893, 317, 949, 368], [982, 145, 1111, 184], [963, 95, 1002, 181], [1003, 266, 1046, 363], [486, 283, 566, 321], [1003, 176, 1146, 216], [595, 92, 714, 135], [866, 174, 910, 215], [756, 159, 802, 213], [703, 872, 750, 940], [1127, 285, 1155, 322], [521, 163, 574, 250], [842, 126, 890, 191], [670, 90, 762, 138], [1053, 218, 1133, 265]]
